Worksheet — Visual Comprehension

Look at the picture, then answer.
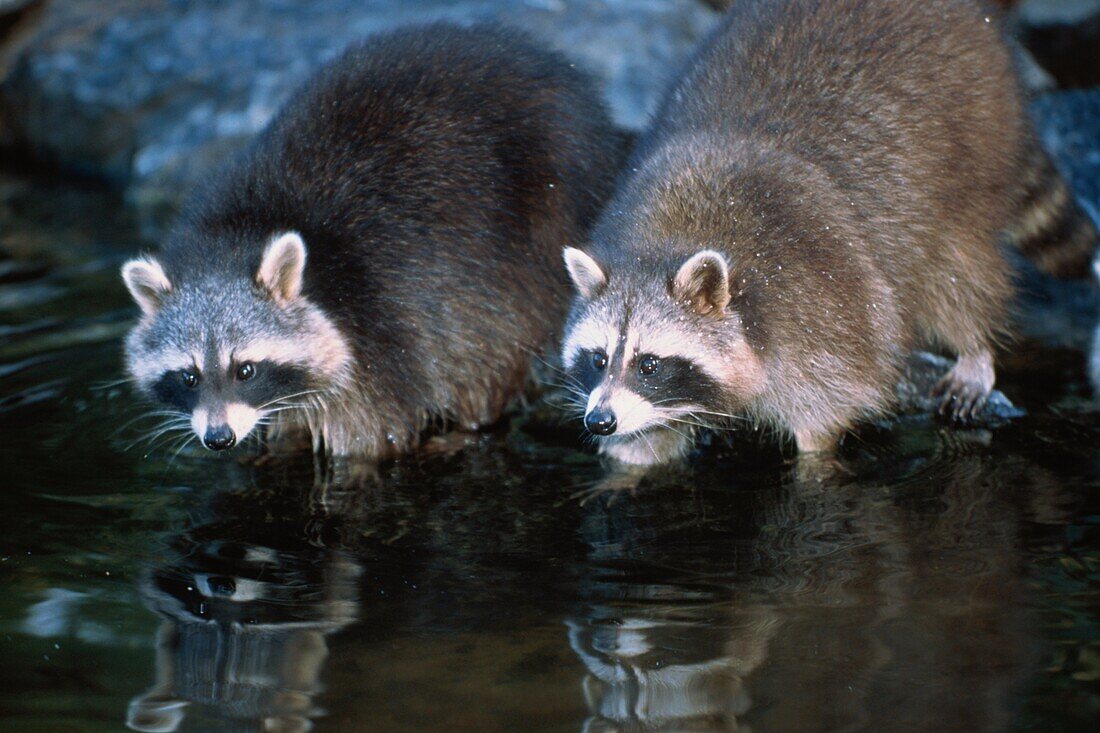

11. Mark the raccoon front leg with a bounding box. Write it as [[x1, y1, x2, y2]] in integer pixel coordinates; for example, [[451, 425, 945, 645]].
[[792, 427, 841, 454], [932, 348, 995, 423], [259, 417, 314, 458]]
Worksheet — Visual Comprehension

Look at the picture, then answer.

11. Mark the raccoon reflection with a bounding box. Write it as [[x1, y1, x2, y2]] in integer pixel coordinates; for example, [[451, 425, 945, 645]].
[[128, 523, 360, 732], [567, 605, 776, 732]]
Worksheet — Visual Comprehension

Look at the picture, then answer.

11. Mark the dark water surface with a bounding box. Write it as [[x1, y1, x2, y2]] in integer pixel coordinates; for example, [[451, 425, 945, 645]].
[[1, 171, 1099, 733]]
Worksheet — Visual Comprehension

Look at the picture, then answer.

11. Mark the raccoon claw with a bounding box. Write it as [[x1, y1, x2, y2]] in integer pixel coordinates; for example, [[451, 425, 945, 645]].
[[932, 374, 990, 425], [931, 350, 995, 425]]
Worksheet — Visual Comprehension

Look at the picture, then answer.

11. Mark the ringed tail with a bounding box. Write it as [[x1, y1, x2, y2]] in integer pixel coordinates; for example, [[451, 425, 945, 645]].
[[1008, 145, 1098, 278]]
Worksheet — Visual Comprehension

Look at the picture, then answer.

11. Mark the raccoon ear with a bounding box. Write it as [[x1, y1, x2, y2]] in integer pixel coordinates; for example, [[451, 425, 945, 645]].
[[563, 247, 607, 299], [121, 256, 172, 317], [672, 250, 730, 316], [257, 231, 307, 305]]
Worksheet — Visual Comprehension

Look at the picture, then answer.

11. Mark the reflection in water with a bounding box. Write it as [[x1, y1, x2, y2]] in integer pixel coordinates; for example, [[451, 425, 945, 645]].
[[2, 169, 1098, 731], [128, 481, 361, 733], [568, 605, 775, 731], [95, 422, 1098, 731], [563, 434, 1085, 732]]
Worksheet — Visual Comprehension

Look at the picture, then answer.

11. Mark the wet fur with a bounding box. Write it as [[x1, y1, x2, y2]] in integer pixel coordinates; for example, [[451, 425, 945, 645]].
[[124, 24, 619, 458], [564, 0, 1085, 462]]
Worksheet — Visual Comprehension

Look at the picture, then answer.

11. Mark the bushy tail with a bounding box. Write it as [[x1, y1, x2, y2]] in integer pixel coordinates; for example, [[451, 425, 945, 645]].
[[1007, 145, 1098, 278]]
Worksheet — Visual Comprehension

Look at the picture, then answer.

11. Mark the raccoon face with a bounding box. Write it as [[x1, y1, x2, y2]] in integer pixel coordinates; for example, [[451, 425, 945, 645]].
[[122, 232, 352, 451], [561, 247, 763, 446]]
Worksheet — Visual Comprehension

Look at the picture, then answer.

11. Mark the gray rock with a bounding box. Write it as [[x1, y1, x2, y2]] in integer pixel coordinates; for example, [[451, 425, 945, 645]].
[[0, 0, 719, 222], [1018, 0, 1100, 27], [1092, 259, 1100, 394], [1016, 0, 1100, 88]]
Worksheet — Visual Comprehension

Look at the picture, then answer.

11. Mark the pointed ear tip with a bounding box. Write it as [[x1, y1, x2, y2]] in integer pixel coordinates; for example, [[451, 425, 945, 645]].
[[121, 256, 151, 276], [562, 246, 585, 264], [273, 230, 306, 249], [121, 256, 169, 286]]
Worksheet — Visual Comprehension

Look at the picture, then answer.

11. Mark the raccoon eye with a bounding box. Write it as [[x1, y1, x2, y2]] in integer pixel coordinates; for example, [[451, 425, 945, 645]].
[[591, 351, 608, 371], [638, 355, 660, 376], [181, 370, 199, 388], [236, 362, 255, 381]]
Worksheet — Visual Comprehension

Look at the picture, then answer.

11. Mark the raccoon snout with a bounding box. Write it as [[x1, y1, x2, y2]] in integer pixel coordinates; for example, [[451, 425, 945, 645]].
[[203, 425, 236, 451], [584, 408, 618, 436]]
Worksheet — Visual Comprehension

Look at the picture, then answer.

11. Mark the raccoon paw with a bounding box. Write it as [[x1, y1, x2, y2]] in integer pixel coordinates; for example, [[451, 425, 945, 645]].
[[932, 351, 995, 424], [419, 430, 481, 458], [793, 427, 841, 454]]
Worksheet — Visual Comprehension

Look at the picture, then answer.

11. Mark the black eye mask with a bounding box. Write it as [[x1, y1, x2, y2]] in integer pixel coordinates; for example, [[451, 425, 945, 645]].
[[627, 355, 725, 408], [152, 370, 202, 412], [233, 361, 313, 409]]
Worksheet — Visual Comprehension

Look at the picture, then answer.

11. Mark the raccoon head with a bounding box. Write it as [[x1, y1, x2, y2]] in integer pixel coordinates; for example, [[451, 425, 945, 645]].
[[560, 247, 765, 460], [121, 231, 352, 452]]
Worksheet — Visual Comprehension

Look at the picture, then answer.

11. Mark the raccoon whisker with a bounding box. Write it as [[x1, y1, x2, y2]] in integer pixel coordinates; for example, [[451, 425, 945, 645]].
[[559, 392, 588, 408], [257, 389, 323, 411], [123, 418, 192, 451], [144, 420, 192, 445], [526, 349, 572, 378], [654, 421, 694, 442], [667, 416, 719, 432], [166, 433, 198, 466], [112, 411, 188, 437], [135, 425, 192, 454], [557, 390, 589, 407], [660, 410, 713, 426], [548, 378, 588, 398], [684, 409, 750, 424], [261, 404, 312, 416], [91, 376, 136, 391], [552, 378, 586, 392], [554, 372, 587, 389]]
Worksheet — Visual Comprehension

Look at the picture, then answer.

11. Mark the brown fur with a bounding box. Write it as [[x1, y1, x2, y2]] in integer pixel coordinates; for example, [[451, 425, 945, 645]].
[[574, 0, 1071, 455]]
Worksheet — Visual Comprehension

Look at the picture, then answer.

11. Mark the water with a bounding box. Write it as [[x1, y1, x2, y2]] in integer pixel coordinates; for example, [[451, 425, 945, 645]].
[[1, 170, 1099, 732]]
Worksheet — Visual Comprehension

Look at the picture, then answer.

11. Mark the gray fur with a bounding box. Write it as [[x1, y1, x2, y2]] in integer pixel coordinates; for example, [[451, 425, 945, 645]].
[[122, 24, 620, 458]]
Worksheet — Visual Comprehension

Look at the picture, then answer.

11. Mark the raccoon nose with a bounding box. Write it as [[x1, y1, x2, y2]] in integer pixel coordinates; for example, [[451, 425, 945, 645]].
[[203, 426, 236, 451], [584, 409, 617, 436]]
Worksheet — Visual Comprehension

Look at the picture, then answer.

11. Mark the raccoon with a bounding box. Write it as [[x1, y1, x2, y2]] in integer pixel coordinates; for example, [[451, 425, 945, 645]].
[[121, 24, 619, 458], [560, 0, 1097, 466]]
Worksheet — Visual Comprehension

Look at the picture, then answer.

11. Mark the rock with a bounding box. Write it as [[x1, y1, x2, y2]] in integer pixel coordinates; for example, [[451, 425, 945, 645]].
[[0, 0, 36, 16], [0, 0, 719, 224], [1092, 259, 1100, 395], [1016, 0, 1100, 88], [1018, 0, 1100, 26]]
